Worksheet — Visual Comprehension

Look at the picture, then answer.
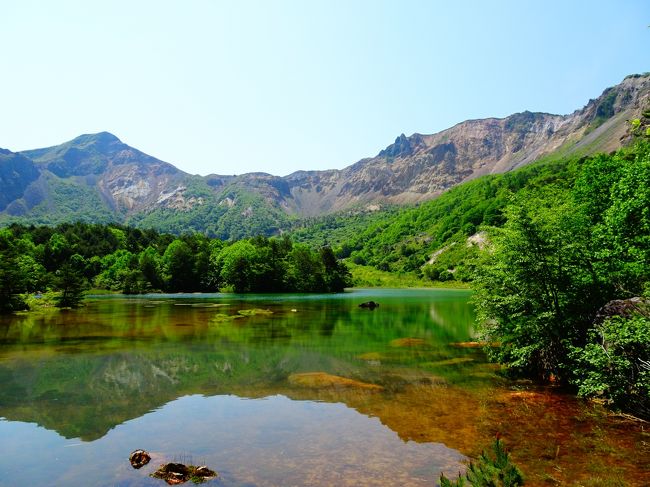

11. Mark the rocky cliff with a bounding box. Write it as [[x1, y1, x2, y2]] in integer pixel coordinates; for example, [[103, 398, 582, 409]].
[[285, 73, 650, 214], [1, 73, 648, 234]]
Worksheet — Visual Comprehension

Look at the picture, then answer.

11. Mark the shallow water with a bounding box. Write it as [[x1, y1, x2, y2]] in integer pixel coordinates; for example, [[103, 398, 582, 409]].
[[0, 289, 648, 486]]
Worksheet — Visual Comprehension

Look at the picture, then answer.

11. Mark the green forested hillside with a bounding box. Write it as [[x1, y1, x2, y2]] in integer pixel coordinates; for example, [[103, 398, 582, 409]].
[[292, 153, 582, 277], [126, 180, 294, 239]]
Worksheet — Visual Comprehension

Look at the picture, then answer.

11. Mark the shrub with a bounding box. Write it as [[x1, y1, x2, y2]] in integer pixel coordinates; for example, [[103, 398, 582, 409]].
[[440, 436, 524, 486], [570, 315, 650, 419]]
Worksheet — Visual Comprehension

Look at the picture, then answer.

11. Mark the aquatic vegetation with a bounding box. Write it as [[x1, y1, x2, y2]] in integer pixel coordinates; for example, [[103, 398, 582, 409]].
[[150, 462, 217, 484], [440, 436, 524, 486], [424, 357, 474, 367], [237, 308, 273, 316]]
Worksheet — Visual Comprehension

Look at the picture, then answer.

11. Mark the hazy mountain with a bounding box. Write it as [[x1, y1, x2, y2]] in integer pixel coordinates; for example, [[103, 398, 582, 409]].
[[1, 73, 648, 236]]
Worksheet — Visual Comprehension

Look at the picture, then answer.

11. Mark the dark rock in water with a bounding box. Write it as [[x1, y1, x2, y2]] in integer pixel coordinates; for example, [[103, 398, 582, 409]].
[[151, 462, 217, 484], [194, 466, 217, 478], [162, 463, 189, 476], [359, 301, 379, 309], [129, 449, 151, 469], [594, 297, 649, 325]]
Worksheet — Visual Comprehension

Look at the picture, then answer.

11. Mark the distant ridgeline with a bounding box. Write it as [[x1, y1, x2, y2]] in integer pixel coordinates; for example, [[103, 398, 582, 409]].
[[1, 74, 649, 239]]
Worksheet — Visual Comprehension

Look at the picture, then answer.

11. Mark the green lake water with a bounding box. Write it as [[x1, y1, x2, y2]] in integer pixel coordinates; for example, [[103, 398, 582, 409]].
[[0, 289, 648, 486]]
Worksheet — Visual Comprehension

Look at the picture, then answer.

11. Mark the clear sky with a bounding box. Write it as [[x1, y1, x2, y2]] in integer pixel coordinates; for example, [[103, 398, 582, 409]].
[[1, 0, 648, 176]]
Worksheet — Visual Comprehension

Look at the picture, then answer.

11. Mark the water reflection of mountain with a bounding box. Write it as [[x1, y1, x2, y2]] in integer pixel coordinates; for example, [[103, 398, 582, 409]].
[[0, 292, 483, 446]]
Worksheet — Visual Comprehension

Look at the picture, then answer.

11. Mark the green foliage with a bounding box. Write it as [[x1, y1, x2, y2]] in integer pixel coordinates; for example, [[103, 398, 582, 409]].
[[0, 222, 350, 300], [570, 315, 650, 419], [212, 237, 350, 293], [214, 240, 264, 293], [284, 244, 326, 292], [128, 185, 292, 239], [291, 155, 580, 281], [422, 236, 482, 283], [440, 437, 524, 486], [348, 262, 469, 289], [0, 229, 29, 313], [162, 240, 197, 292], [54, 254, 87, 308], [0, 175, 115, 226], [473, 140, 650, 415], [473, 190, 605, 379], [597, 146, 650, 294]]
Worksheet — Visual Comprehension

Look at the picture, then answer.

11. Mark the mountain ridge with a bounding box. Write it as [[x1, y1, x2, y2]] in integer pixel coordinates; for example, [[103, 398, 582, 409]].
[[1, 73, 649, 236]]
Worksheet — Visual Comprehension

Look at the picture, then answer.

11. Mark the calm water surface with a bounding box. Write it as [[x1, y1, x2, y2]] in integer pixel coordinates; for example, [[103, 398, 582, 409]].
[[0, 289, 648, 486]]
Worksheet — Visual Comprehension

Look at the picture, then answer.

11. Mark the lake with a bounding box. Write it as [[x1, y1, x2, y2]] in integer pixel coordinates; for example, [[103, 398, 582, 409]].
[[0, 289, 648, 486]]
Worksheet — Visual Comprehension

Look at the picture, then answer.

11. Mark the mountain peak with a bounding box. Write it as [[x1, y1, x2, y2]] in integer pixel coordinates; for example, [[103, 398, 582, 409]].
[[378, 133, 425, 159], [70, 131, 122, 148]]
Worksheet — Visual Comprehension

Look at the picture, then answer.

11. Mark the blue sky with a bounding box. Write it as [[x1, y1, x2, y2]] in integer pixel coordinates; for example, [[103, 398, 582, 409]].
[[2, 0, 648, 176]]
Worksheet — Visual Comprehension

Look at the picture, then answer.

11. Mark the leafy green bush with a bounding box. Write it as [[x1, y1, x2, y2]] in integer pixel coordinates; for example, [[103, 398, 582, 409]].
[[570, 315, 650, 419], [473, 141, 650, 383], [473, 190, 603, 379]]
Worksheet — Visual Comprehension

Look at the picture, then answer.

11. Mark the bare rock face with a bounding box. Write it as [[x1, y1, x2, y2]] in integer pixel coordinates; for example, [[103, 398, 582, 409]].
[[593, 297, 650, 325], [2, 74, 649, 232], [284, 74, 650, 215]]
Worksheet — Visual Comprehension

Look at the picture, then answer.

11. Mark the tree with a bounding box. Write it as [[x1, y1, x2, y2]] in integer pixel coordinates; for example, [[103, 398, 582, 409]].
[[473, 189, 604, 379], [571, 314, 650, 420], [320, 246, 351, 292], [284, 244, 325, 292], [215, 240, 263, 293], [0, 229, 28, 313], [162, 239, 196, 292], [43, 232, 72, 271], [139, 246, 163, 291], [596, 149, 650, 295], [440, 436, 524, 486], [54, 254, 86, 308]]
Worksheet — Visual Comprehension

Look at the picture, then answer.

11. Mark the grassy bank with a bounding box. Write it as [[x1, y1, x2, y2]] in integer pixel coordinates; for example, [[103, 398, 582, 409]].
[[348, 262, 471, 289]]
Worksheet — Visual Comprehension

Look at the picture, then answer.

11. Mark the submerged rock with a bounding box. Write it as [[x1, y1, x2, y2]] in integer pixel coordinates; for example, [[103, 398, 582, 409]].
[[449, 341, 500, 348], [359, 301, 379, 309], [390, 337, 426, 348], [150, 463, 217, 484], [238, 308, 273, 316], [129, 449, 151, 469], [288, 372, 383, 391]]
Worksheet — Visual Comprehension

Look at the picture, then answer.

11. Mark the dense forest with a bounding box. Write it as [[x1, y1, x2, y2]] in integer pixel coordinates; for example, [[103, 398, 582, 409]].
[[0, 224, 351, 312]]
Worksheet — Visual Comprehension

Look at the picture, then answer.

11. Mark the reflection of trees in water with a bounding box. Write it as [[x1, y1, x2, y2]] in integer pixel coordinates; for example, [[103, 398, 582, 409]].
[[429, 300, 476, 339], [0, 294, 477, 441]]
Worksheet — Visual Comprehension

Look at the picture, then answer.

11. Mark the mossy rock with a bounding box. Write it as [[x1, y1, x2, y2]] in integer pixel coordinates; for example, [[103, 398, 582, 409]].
[[238, 308, 273, 316], [390, 337, 426, 348], [288, 372, 383, 391], [151, 463, 217, 484]]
